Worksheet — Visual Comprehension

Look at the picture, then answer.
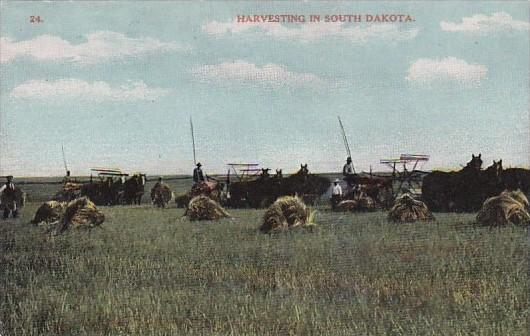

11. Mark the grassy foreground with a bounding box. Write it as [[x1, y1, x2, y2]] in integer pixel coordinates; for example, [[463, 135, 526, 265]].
[[0, 203, 528, 335]]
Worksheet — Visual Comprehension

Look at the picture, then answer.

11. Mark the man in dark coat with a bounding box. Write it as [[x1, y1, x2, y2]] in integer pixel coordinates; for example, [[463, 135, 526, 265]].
[[1, 176, 18, 219], [342, 157, 356, 188], [193, 163, 205, 184]]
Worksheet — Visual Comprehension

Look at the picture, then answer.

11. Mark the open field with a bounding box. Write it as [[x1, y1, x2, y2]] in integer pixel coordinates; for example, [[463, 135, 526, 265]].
[[0, 198, 528, 335]]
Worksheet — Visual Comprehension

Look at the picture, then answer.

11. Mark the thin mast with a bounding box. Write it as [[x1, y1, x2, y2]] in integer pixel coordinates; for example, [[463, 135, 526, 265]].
[[190, 117, 197, 165], [338, 116, 355, 173], [61, 144, 69, 173]]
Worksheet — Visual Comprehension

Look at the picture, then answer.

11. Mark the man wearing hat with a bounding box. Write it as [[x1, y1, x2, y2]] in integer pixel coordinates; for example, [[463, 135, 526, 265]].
[[193, 163, 205, 185], [153, 176, 164, 189], [342, 156, 356, 188], [331, 178, 343, 210], [0, 176, 18, 219]]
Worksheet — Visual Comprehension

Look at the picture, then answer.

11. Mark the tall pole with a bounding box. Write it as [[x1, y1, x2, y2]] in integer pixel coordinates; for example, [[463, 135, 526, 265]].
[[61, 144, 69, 174], [338, 116, 354, 173], [338, 116, 352, 158], [190, 117, 197, 165]]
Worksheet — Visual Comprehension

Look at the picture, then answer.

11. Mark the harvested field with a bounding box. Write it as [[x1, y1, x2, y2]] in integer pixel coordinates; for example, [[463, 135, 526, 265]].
[[0, 198, 527, 335]]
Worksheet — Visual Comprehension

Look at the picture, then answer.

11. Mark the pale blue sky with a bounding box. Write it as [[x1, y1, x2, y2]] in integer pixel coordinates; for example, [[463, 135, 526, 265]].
[[0, 1, 528, 176]]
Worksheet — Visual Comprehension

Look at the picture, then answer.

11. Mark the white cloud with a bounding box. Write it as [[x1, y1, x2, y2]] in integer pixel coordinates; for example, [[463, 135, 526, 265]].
[[1, 31, 189, 64], [406, 57, 487, 86], [203, 20, 418, 43], [440, 12, 530, 33], [191, 60, 341, 90], [10, 79, 169, 101]]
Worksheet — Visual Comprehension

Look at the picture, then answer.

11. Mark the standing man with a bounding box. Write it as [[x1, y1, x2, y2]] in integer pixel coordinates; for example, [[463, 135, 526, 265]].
[[342, 156, 356, 188], [331, 178, 343, 210], [193, 162, 206, 185], [62, 170, 71, 184], [154, 177, 163, 189], [1, 176, 18, 219]]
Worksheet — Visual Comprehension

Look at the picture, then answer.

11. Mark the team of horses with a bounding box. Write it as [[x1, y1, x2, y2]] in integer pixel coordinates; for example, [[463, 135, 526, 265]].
[[422, 154, 530, 212], [227, 164, 330, 208], [53, 174, 146, 206]]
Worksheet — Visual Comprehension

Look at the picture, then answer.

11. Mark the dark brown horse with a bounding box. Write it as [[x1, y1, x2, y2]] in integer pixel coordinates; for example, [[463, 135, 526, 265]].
[[422, 154, 483, 212], [503, 167, 530, 193], [422, 154, 508, 212], [123, 174, 146, 205], [228, 168, 277, 208], [480, 160, 504, 200], [282, 164, 330, 205], [228, 164, 330, 208]]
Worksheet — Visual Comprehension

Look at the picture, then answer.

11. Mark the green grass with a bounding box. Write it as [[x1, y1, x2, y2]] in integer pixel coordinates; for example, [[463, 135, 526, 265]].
[[0, 202, 528, 335]]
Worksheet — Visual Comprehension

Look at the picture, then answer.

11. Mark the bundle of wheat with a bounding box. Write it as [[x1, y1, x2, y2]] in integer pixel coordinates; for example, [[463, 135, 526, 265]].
[[337, 200, 358, 211], [189, 182, 211, 197], [55, 197, 105, 234], [53, 183, 83, 202], [151, 183, 173, 208], [174, 193, 189, 208], [358, 196, 376, 211], [476, 190, 530, 227], [260, 196, 316, 233], [336, 196, 375, 212], [31, 201, 66, 225], [388, 193, 435, 223], [500, 189, 529, 208], [63, 182, 83, 192], [186, 195, 231, 221]]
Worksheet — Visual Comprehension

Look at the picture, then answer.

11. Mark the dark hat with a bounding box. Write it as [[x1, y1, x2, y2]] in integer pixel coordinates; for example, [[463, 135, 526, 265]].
[[6, 175, 13, 179], [346, 157, 352, 162], [196, 162, 202, 167]]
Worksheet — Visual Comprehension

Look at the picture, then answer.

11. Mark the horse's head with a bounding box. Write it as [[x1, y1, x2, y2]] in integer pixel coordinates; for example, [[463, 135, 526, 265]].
[[485, 159, 503, 181], [466, 153, 483, 172], [298, 164, 309, 176], [131, 174, 146, 186], [275, 169, 283, 178], [261, 168, 271, 178]]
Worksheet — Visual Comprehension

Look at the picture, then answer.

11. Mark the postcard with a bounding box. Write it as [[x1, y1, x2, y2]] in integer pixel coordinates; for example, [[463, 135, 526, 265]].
[[0, 1, 528, 335]]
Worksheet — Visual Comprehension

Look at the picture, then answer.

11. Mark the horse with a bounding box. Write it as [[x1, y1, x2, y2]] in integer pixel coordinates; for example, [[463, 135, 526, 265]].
[[282, 164, 330, 205], [451, 154, 485, 212], [123, 174, 146, 205], [503, 167, 530, 193], [245, 168, 281, 208], [228, 165, 329, 208], [479, 160, 504, 201], [421, 170, 458, 212], [80, 181, 106, 205], [226, 180, 251, 208], [227, 168, 277, 208], [422, 154, 483, 212]]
